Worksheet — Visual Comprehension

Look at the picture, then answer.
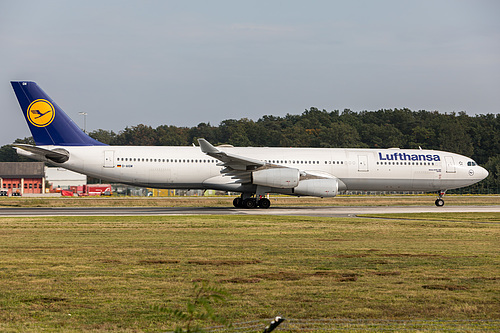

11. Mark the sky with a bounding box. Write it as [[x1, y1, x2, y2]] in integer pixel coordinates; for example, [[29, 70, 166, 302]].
[[1, 0, 499, 146]]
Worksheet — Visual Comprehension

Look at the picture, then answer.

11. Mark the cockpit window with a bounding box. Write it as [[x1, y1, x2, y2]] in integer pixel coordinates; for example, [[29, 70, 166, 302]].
[[467, 161, 477, 166]]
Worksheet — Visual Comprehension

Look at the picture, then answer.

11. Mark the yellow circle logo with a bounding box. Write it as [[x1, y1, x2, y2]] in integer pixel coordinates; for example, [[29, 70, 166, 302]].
[[27, 99, 55, 127]]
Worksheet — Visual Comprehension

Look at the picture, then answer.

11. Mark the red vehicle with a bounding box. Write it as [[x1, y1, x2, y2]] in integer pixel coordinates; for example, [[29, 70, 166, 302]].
[[87, 184, 112, 196], [71, 184, 112, 196]]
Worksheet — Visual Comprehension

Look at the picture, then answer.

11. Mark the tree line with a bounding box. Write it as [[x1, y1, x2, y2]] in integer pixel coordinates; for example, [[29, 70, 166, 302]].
[[1, 108, 499, 193]]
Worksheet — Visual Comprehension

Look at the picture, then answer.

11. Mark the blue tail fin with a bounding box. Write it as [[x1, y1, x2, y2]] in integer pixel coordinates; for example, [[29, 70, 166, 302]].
[[11, 81, 106, 146]]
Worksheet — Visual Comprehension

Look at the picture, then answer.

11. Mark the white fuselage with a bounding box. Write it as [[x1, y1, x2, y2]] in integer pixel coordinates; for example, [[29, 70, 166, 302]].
[[19, 145, 488, 195]]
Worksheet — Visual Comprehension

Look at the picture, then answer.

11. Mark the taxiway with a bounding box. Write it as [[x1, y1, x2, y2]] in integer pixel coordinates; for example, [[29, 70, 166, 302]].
[[1, 205, 499, 217]]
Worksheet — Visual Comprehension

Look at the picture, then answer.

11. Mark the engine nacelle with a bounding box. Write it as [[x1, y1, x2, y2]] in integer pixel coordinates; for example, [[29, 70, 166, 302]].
[[293, 178, 338, 197], [252, 168, 299, 188]]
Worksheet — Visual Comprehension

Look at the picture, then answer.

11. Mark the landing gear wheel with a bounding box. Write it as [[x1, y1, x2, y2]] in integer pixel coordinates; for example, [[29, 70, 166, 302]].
[[233, 197, 243, 208], [435, 198, 445, 207], [258, 198, 271, 209], [243, 198, 257, 209]]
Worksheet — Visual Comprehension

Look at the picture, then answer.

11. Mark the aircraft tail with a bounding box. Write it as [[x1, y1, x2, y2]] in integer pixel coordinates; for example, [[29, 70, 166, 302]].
[[11, 81, 106, 146]]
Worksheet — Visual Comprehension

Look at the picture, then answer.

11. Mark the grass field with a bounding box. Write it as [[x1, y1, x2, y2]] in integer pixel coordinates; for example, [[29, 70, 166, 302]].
[[0, 212, 498, 332]]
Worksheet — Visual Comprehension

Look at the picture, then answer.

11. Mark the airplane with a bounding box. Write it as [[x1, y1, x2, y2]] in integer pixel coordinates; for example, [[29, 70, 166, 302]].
[[10, 81, 489, 208]]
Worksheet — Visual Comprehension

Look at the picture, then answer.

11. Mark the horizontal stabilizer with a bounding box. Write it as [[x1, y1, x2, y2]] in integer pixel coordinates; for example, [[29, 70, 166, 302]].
[[13, 144, 69, 163]]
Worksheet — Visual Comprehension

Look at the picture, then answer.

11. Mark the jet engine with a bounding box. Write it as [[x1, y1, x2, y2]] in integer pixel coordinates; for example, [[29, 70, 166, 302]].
[[293, 178, 338, 197], [252, 168, 299, 188]]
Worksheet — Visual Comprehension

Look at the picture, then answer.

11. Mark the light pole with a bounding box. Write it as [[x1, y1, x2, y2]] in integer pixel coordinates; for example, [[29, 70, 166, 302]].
[[78, 112, 88, 133]]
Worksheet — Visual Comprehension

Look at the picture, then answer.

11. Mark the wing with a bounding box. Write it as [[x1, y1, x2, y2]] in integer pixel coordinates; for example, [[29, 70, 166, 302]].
[[198, 139, 337, 186], [198, 138, 265, 184], [198, 139, 263, 169]]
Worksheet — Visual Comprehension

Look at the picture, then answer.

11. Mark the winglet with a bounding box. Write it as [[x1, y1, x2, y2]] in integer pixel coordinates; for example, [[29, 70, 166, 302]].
[[198, 138, 264, 167], [198, 138, 221, 154]]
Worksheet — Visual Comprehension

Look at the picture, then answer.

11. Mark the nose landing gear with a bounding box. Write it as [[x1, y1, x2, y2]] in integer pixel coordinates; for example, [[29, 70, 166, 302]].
[[435, 191, 446, 207]]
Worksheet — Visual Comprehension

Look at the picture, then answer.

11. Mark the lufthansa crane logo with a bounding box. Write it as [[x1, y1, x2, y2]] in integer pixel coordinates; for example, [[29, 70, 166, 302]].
[[27, 99, 55, 127]]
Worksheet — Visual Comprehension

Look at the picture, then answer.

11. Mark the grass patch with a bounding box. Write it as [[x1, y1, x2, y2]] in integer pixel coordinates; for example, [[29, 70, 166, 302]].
[[361, 212, 500, 223], [0, 214, 498, 331]]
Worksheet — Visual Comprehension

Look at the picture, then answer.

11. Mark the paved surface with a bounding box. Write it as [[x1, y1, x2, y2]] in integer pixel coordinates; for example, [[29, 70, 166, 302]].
[[1, 205, 499, 217]]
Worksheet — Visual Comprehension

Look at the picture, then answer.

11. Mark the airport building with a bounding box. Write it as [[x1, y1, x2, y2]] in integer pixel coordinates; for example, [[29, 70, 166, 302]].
[[0, 162, 88, 195], [0, 162, 45, 195]]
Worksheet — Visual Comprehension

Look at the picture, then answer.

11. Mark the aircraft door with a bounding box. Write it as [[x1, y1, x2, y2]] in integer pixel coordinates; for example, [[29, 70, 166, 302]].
[[445, 156, 455, 173], [358, 155, 368, 172], [104, 150, 114, 168]]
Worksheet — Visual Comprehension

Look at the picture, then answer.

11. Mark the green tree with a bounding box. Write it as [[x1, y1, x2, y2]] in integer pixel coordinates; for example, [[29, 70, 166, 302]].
[[359, 123, 405, 148], [409, 126, 436, 149], [188, 123, 217, 145], [114, 124, 158, 146], [317, 122, 363, 148], [157, 125, 190, 146], [0, 145, 21, 162], [88, 129, 117, 144], [483, 155, 500, 193], [436, 114, 474, 157], [0, 137, 36, 162]]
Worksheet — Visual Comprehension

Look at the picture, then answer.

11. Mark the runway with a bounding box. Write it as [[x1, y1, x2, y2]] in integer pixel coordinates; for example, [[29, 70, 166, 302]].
[[1, 205, 499, 217]]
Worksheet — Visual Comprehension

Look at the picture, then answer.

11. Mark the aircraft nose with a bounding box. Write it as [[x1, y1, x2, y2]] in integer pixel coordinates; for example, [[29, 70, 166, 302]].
[[477, 166, 489, 180]]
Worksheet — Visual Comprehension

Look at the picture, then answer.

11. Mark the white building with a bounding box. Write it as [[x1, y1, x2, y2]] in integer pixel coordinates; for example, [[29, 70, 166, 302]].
[[45, 167, 87, 189]]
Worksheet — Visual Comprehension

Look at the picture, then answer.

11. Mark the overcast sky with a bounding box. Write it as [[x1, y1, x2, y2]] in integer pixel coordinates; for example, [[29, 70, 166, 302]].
[[1, 0, 499, 146]]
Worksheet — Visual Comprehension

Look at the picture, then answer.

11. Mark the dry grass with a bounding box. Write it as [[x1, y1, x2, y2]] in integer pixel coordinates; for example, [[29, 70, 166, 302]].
[[0, 213, 498, 331]]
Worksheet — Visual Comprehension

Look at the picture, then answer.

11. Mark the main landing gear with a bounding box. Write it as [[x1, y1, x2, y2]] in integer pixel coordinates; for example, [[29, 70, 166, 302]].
[[435, 190, 446, 207], [233, 196, 271, 209]]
